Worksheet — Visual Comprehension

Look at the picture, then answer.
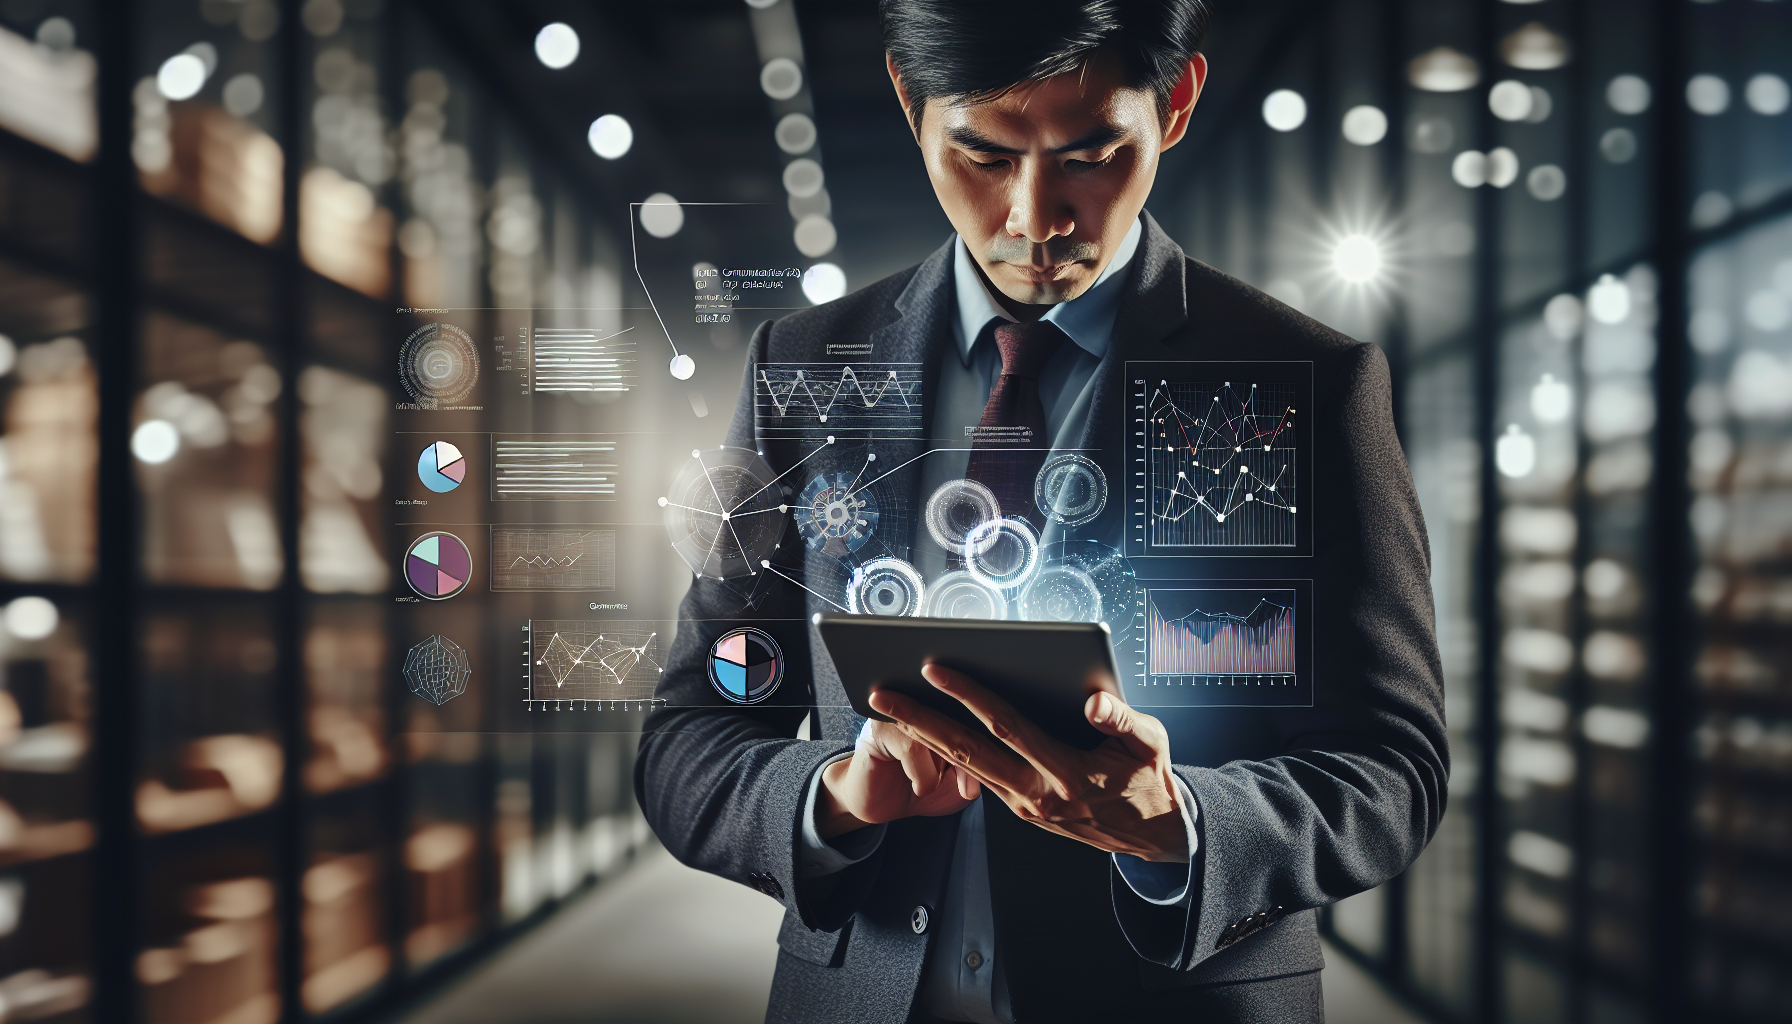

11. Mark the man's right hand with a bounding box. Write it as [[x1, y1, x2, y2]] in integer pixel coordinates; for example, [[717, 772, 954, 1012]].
[[818, 705, 980, 839]]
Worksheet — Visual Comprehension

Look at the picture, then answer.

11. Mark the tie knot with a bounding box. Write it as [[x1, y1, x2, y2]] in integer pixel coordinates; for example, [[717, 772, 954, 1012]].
[[992, 321, 1065, 379]]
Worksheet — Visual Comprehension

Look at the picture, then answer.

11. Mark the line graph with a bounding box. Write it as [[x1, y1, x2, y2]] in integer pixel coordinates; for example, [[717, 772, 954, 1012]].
[[1149, 592, 1295, 676], [1147, 380, 1298, 547], [491, 529, 616, 591], [754, 363, 923, 437], [527, 621, 662, 701]]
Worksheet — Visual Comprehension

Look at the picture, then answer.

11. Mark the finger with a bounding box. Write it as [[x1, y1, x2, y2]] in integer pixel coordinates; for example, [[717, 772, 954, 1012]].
[[954, 766, 981, 801], [1085, 691, 1169, 762], [871, 686, 1034, 797], [922, 662, 1080, 796], [890, 731, 944, 796]]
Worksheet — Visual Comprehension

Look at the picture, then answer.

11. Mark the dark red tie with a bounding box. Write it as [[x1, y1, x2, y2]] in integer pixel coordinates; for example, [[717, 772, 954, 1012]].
[[964, 320, 1064, 524]]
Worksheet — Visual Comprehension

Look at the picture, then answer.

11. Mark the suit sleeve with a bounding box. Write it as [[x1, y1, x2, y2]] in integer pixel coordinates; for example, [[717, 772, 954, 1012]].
[[633, 320, 866, 930], [1112, 341, 1450, 970]]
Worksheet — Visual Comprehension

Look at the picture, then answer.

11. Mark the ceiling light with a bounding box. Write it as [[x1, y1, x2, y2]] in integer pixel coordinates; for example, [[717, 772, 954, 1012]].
[[1686, 75, 1730, 116], [761, 57, 803, 100], [156, 53, 207, 101], [588, 114, 632, 160], [793, 215, 836, 258], [132, 419, 180, 463], [1332, 234, 1382, 284], [803, 263, 847, 304], [1409, 47, 1479, 92], [1588, 274, 1631, 324], [1262, 89, 1307, 131], [639, 193, 683, 239], [1606, 75, 1651, 115], [775, 113, 817, 155], [1489, 80, 1534, 121], [1341, 105, 1388, 146], [1496, 425, 1537, 478], [1746, 73, 1789, 116], [535, 23, 580, 69], [2, 596, 57, 641]]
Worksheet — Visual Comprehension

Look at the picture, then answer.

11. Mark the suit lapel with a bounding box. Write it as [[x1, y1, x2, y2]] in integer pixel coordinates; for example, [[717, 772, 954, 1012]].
[[868, 236, 956, 557]]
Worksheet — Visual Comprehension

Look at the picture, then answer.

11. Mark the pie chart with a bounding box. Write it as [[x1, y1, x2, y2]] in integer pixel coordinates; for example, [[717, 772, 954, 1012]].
[[707, 628, 783, 704], [418, 441, 467, 493], [405, 532, 472, 600]]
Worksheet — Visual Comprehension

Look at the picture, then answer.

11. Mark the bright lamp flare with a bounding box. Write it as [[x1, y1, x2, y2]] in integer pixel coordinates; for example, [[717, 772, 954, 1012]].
[[534, 23, 580, 69], [1332, 234, 1383, 284]]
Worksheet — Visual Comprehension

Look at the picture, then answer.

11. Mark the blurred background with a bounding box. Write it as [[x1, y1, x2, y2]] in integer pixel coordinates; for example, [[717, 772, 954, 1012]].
[[0, 0, 1785, 1022]]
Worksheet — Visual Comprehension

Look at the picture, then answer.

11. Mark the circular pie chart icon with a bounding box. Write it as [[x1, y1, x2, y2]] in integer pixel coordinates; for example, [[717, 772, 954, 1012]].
[[405, 532, 472, 600], [707, 628, 783, 704], [418, 441, 467, 493]]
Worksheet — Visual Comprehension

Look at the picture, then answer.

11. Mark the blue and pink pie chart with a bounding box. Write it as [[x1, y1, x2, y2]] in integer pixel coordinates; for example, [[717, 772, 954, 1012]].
[[405, 532, 472, 600], [417, 441, 467, 493], [707, 628, 783, 704]]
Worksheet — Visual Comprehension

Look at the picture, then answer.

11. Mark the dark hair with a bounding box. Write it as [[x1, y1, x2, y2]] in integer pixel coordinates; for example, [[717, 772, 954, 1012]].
[[879, 0, 1210, 130]]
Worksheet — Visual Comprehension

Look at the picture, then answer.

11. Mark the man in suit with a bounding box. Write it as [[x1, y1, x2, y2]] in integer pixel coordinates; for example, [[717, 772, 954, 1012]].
[[636, 2, 1447, 1021]]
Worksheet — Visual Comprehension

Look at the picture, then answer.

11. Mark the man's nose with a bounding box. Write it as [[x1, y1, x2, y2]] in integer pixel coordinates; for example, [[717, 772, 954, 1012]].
[[1005, 164, 1075, 245]]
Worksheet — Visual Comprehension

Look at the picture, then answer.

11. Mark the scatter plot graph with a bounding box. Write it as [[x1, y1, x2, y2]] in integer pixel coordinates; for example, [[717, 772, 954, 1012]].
[[1149, 381, 1297, 546], [1128, 363, 1313, 556], [405, 635, 471, 705], [754, 363, 924, 437], [1134, 587, 1311, 707], [491, 529, 615, 591], [527, 621, 663, 702]]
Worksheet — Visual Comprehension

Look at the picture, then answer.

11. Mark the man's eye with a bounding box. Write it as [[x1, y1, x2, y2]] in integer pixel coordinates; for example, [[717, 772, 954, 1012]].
[[971, 157, 1010, 170], [1068, 153, 1117, 169]]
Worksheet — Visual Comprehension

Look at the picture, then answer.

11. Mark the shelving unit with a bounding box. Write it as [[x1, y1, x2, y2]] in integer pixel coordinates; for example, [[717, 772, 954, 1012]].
[[0, 2, 670, 1021]]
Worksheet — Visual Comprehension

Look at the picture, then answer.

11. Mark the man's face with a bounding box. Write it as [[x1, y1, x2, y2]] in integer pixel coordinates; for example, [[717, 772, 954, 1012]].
[[898, 53, 1202, 308]]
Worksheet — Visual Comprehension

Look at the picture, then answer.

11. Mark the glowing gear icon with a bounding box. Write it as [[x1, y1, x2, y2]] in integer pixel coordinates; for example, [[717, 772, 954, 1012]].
[[796, 472, 879, 556]]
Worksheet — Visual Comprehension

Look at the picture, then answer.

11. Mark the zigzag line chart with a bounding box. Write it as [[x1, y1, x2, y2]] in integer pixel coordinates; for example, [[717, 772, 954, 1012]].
[[1146, 380, 1298, 547], [754, 363, 923, 437], [491, 529, 616, 591], [527, 621, 662, 701]]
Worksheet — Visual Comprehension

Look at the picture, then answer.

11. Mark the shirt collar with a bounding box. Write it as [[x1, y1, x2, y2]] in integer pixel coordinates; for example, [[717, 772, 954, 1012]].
[[950, 215, 1143, 367]]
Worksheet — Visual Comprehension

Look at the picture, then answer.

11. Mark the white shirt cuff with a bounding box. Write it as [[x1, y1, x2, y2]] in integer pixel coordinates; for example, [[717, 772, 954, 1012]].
[[1112, 775, 1199, 906], [798, 751, 887, 879]]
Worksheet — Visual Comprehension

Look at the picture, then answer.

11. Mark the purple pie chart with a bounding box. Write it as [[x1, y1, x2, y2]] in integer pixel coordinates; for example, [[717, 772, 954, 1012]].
[[405, 532, 472, 600]]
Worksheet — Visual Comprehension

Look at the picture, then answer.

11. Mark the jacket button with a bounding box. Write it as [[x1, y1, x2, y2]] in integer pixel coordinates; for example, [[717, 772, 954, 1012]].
[[910, 905, 930, 934]]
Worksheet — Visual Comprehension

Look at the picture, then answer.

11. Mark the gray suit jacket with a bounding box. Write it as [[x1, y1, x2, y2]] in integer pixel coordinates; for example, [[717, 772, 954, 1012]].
[[635, 215, 1448, 1023]]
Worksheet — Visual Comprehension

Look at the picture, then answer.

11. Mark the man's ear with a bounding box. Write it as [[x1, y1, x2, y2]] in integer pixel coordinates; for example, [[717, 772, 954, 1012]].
[[1160, 54, 1208, 153], [887, 52, 921, 144]]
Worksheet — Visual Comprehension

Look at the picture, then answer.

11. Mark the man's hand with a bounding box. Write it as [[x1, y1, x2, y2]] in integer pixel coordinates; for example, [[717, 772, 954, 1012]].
[[869, 663, 1189, 863], [818, 715, 981, 839]]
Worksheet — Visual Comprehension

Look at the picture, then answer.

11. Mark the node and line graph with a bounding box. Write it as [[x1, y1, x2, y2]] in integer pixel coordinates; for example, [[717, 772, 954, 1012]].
[[1128, 362, 1313, 556]]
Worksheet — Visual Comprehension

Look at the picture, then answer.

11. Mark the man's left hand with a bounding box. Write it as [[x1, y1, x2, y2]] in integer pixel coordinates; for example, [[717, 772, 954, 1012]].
[[868, 664, 1189, 863]]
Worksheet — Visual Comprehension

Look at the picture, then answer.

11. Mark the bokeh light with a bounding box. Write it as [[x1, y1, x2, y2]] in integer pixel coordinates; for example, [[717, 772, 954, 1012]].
[[535, 23, 580, 69], [1262, 89, 1307, 132], [588, 114, 633, 160]]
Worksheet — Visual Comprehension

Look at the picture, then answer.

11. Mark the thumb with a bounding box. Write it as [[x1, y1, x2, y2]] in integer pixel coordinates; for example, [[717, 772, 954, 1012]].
[[1086, 691, 1158, 759]]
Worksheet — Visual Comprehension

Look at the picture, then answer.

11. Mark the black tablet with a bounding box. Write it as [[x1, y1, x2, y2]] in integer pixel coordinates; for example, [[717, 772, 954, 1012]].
[[815, 614, 1122, 751]]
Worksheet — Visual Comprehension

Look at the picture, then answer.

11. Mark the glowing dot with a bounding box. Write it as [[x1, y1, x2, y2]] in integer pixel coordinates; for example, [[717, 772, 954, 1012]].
[[1217, 514, 1227, 522], [670, 353, 695, 379], [3, 596, 58, 640], [1332, 234, 1383, 283], [588, 114, 633, 159], [535, 23, 580, 69], [657, 496, 668, 507], [132, 420, 180, 463], [156, 53, 206, 100]]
